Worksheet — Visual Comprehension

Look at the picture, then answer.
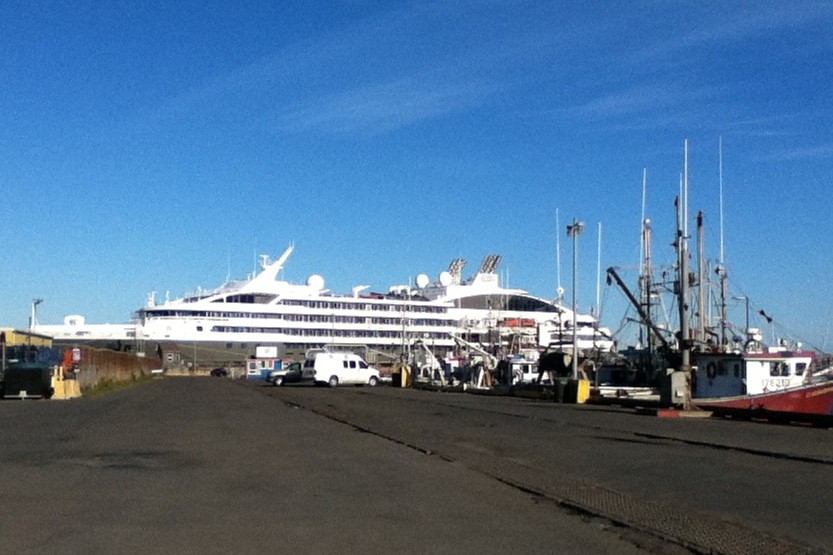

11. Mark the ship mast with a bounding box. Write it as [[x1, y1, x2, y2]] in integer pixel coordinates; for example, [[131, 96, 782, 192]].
[[677, 139, 692, 409], [638, 168, 652, 351], [697, 211, 707, 344], [556, 208, 564, 302], [641, 217, 654, 353], [595, 221, 602, 316], [717, 136, 728, 349]]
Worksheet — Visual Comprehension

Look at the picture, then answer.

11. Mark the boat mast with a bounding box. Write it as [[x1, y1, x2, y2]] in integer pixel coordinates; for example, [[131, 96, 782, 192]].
[[638, 168, 652, 351], [639, 168, 647, 268], [595, 221, 602, 317], [719, 136, 725, 270], [556, 208, 564, 302], [718, 136, 728, 348], [641, 218, 654, 354], [678, 139, 692, 409], [697, 211, 707, 344]]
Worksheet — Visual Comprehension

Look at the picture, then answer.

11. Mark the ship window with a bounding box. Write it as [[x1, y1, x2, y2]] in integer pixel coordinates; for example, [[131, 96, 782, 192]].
[[796, 362, 807, 376], [770, 362, 789, 376], [196, 326, 203, 332]]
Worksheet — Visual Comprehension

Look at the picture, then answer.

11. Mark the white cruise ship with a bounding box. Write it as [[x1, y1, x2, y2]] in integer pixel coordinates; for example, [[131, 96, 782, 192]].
[[37, 246, 612, 368], [416, 255, 613, 357]]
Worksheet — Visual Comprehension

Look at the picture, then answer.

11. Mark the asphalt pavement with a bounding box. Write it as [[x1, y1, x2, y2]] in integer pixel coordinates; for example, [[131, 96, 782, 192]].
[[1, 377, 830, 554]]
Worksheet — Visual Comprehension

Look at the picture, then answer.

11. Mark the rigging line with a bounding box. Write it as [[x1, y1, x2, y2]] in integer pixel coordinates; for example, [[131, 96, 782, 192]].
[[725, 274, 822, 350], [598, 278, 611, 324]]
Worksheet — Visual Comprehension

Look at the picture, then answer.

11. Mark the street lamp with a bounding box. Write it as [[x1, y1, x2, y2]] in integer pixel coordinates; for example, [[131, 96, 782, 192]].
[[29, 298, 43, 347], [30, 298, 43, 332], [567, 219, 585, 379]]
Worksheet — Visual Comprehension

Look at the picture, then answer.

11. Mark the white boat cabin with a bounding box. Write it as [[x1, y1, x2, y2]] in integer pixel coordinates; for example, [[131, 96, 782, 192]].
[[693, 350, 814, 399]]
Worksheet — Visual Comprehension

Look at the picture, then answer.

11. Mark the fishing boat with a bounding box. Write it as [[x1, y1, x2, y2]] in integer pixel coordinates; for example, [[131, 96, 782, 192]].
[[692, 349, 833, 417], [604, 139, 833, 418]]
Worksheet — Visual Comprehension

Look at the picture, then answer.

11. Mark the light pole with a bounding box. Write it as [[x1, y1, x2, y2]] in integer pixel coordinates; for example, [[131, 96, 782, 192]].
[[29, 298, 43, 347], [567, 219, 584, 379], [30, 298, 43, 332]]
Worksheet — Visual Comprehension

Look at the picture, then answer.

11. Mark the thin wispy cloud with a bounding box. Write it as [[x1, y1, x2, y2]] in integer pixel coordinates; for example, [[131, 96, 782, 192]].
[[771, 143, 833, 161], [275, 76, 506, 135], [721, 113, 819, 138], [631, 2, 833, 64], [116, 3, 564, 138], [123, 6, 424, 131], [566, 83, 725, 121]]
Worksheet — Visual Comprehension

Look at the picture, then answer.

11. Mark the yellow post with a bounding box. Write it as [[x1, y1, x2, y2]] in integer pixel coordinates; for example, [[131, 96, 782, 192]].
[[576, 379, 591, 404]]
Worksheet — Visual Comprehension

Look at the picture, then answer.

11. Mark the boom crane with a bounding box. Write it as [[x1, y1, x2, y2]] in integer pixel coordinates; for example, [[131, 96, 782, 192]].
[[606, 267, 671, 352]]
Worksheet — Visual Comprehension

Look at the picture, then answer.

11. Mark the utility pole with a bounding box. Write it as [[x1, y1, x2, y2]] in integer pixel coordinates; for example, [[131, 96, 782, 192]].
[[567, 219, 585, 379]]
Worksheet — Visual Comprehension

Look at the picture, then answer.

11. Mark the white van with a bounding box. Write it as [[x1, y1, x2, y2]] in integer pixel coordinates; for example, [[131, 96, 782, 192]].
[[302, 352, 380, 387]]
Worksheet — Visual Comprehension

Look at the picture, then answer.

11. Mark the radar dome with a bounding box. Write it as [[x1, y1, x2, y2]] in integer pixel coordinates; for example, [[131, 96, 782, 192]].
[[416, 273, 430, 289], [306, 274, 325, 290], [438, 271, 452, 286]]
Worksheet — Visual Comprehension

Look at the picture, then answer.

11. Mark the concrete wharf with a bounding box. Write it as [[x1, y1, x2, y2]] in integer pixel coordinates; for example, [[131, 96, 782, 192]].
[[1, 378, 830, 554]]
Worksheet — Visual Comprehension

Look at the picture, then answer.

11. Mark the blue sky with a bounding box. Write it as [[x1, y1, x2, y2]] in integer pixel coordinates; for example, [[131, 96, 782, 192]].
[[3, 1, 832, 349]]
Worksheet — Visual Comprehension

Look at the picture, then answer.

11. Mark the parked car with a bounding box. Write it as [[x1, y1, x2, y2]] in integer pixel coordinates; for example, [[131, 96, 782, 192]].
[[265, 362, 305, 386], [303, 352, 380, 387], [210, 367, 229, 377]]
